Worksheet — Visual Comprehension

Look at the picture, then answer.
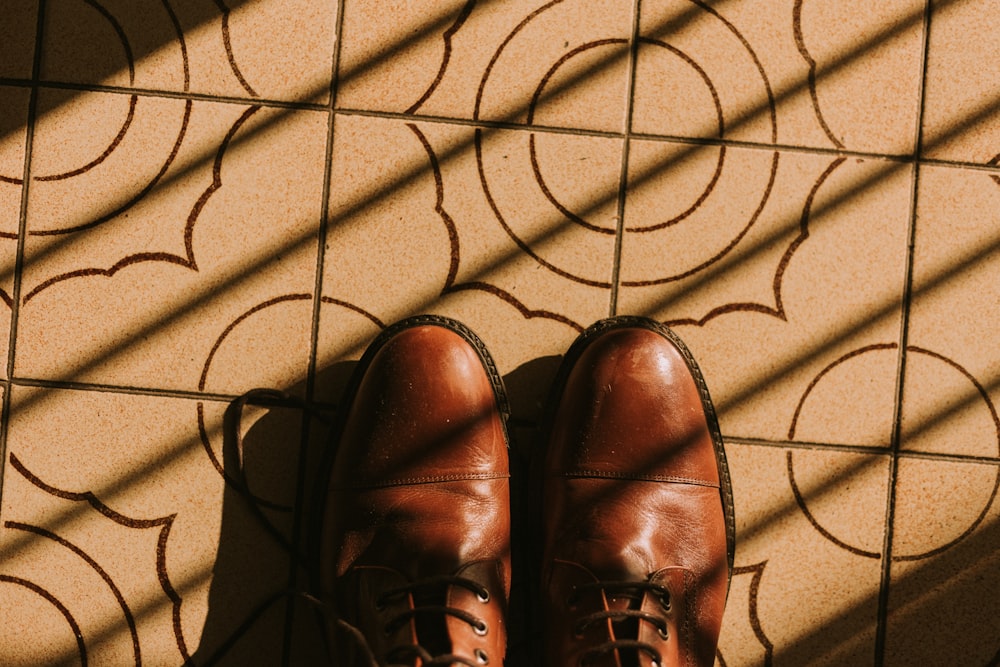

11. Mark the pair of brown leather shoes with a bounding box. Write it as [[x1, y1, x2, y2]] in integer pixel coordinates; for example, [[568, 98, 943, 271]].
[[312, 315, 735, 667]]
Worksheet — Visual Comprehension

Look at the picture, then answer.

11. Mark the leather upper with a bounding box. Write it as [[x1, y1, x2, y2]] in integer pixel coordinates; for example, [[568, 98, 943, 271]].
[[318, 322, 511, 666], [541, 322, 732, 667]]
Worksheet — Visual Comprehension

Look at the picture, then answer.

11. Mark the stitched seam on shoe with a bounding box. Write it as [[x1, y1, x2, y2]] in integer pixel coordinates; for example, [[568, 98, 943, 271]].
[[335, 472, 510, 489], [558, 470, 720, 487]]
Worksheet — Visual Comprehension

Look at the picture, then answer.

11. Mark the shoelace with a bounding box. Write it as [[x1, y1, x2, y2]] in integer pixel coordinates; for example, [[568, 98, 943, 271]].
[[570, 580, 670, 666], [378, 574, 493, 666]]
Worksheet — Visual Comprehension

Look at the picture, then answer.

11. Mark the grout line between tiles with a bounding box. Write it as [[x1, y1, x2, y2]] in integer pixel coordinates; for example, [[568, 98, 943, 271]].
[[894, 449, 1000, 466], [875, 1, 936, 662], [285, 1, 349, 661], [916, 156, 1000, 174], [3, 79, 1000, 177], [333, 106, 946, 168], [724, 435, 1000, 465], [1, 71, 990, 442], [725, 436, 895, 456], [307, 7, 348, 409], [6, 375, 261, 405], [608, 0, 644, 317], [0, 0, 47, 521], [7, 77, 330, 112]]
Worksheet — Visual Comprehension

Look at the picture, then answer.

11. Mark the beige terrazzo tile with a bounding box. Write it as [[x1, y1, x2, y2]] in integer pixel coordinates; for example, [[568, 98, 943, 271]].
[[0, 85, 28, 378], [318, 114, 613, 413], [891, 457, 998, 561], [619, 150, 912, 443], [884, 459, 1000, 666], [15, 92, 327, 394], [899, 345, 1000, 459], [884, 166, 1000, 663], [903, 166, 1000, 457], [0, 0, 997, 664], [0, 1, 37, 80], [0, 86, 29, 239], [719, 443, 888, 667], [337, 0, 634, 132], [40, 0, 337, 103], [922, 0, 1000, 164], [0, 387, 312, 664], [636, 0, 925, 154]]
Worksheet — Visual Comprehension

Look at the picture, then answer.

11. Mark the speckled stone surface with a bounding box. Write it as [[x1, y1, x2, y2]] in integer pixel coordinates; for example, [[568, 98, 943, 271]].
[[0, 1, 998, 665]]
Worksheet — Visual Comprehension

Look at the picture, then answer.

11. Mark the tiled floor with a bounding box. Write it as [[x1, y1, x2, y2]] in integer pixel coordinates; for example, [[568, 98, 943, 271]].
[[0, 0, 998, 665]]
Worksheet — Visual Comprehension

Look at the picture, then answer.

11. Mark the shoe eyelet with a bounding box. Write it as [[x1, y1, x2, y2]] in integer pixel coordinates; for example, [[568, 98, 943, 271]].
[[659, 592, 671, 612], [475, 648, 490, 664], [474, 621, 488, 636], [477, 588, 490, 603], [383, 624, 392, 637], [657, 624, 669, 640], [572, 623, 585, 639]]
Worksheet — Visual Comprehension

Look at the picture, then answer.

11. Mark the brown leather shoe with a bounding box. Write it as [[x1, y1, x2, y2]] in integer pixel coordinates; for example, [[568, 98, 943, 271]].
[[313, 316, 512, 666], [538, 317, 735, 667]]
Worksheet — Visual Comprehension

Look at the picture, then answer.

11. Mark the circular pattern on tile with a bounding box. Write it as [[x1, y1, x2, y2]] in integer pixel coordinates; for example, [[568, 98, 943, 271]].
[[0, 575, 86, 665], [475, 0, 631, 130], [474, 0, 778, 286], [3, 520, 142, 663], [618, 140, 777, 285], [44, 0, 135, 84], [788, 343, 1000, 561], [4, 452, 183, 664], [29, 90, 138, 182], [623, 37, 724, 233], [198, 294, 314, 394], [27, 0, 190, 236], [198, 294, 315, 507], [789, 343, 899, 447], [1, 106, 129, 187], [27, 0, 137, 185], [622, 4, 779, 285], [892, 457, 999, 561]]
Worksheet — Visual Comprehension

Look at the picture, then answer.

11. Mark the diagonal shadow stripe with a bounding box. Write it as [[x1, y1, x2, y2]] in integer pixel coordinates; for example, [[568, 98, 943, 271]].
[[2, 0, 997, 557], [1, 2, 998, 663]]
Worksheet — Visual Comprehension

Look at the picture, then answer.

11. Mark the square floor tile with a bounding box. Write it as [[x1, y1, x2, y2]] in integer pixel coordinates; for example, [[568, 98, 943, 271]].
[[619, 149, 913, 444], [719, 443, 888, 667], [884, 459, 1000, 666], [14, 91, 328, 394], [0, 85, 29, 377], [0, 85, 30, 237], [636, 0, 925, 154], [904, 165, 1000, 457], [922, 0, 1000, 164], [40, 0, 337, 103], [318, 114, 614, 414], [0, 387, 311, 664], [1, 0, 998, 664]]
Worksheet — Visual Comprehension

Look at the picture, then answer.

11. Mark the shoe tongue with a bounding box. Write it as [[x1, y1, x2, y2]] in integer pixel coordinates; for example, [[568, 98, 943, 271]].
[[412, 586, 451, 659]]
